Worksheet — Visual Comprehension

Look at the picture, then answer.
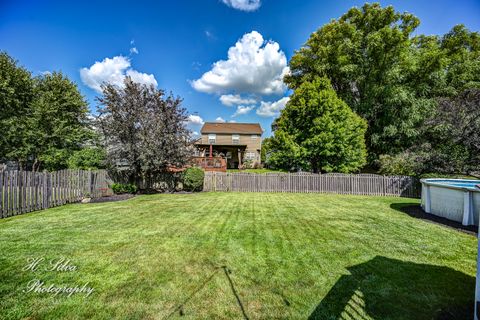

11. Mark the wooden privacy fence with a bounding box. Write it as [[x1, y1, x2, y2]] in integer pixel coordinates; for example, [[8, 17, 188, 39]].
[[203, 172, 420, 198], [0, 169, 113, 218]]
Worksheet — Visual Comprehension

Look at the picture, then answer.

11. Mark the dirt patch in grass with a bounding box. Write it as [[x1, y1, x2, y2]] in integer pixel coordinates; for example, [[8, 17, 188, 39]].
[[395, 204, 477, 236], [89, 194, 135, 203]]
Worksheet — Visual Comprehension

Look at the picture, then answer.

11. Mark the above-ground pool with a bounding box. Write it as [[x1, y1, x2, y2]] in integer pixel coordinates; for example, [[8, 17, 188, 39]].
[[421, 178, 480, 226]]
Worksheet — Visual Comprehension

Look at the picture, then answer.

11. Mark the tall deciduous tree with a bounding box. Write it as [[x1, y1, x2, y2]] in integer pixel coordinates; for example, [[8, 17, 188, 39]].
[[97, 77, 191, 185], [284, 3, 433, 160], [440, 25, 480, 96], [30, 72, 92, 171], [422, 88, 480, 175], [0, 52, 34, 164], [267, 77, 367, 173], [0, 52, 93, 170]]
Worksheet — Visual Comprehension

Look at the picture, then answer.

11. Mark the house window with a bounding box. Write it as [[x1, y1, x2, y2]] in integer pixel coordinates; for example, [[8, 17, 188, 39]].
[[208, 134, 216, 144], [232, 134, 240, 144], [245, 152, 256, 160], [251, 135, 258, 140]]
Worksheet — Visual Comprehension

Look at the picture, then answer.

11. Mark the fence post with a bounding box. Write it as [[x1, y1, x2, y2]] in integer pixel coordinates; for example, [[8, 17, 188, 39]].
[[213, 172, 217, 192], [0, 171, 3, 218], [88, 171, 93, 197]]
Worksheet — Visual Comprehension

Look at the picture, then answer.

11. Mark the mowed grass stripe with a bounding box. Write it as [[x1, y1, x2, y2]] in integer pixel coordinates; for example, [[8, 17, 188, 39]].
[[0, 192, 476, 319]]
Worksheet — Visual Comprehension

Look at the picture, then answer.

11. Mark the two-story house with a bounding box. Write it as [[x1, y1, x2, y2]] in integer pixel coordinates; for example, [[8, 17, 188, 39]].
[[194, 122, 263, 169]]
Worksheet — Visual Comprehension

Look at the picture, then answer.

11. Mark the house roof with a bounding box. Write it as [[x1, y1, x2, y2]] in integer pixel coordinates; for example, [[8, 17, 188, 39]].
[[200, 122, 263, 135]]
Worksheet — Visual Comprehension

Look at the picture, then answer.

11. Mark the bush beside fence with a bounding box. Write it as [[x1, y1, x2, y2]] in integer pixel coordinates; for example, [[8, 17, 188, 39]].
[[203, 172, 420, 198], [0, 169, 113, 218]]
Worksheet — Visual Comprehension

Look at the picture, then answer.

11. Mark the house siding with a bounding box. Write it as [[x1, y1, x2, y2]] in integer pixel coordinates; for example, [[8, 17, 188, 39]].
[[198, 133, 262, 164]]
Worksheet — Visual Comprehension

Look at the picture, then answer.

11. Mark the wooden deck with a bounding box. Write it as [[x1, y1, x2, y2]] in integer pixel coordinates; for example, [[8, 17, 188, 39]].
[[190, 156, 227, 172]]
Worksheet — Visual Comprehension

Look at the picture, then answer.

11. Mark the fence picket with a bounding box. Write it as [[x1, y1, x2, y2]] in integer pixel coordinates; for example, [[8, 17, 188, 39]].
[[0, 169, 113, 218], [203, 172, 420, 198]]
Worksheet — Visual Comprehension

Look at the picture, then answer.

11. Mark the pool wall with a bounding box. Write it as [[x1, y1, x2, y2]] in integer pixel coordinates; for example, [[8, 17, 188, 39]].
[[420, 179, 480, 226]]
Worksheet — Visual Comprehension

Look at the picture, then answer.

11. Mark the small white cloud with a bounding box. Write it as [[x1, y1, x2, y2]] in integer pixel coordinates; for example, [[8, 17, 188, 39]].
[[191, 31, 288, 96], [80, 55, 157, 93], [205, 30, 216, 40], [215, 117, 226, 123], [219, 94, 257, 106], [232, 105, 255, 117], [187, 115, 204, 125], [193, 131, 199, 136], [126, 69, 157, 87], [221, 0, 261, 11], [257, 97, 290, 117], [229, 120, 237, 123], [130, 47, 139, 54], [130, 39, 135, 45]]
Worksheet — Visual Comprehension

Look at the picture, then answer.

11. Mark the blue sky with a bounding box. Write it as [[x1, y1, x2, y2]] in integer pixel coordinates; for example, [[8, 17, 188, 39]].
[[1, 0, 479, 136]]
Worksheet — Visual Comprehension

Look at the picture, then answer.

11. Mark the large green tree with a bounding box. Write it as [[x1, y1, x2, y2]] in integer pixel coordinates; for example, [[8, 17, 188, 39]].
[[0, 52, 35, 164], [440, 25, 480, 96], [29, 72, 92, 171], [285, 3, 436, 160], [0, 52, 94, 171], [380, 88, 480, 176], [98, 77, 191, 185], [267, 77, 367, 173]]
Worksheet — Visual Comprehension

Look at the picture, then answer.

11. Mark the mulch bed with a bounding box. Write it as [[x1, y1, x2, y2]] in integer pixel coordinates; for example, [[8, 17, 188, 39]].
[[88, 194, 135, 203], [399, 205, 477, 236]]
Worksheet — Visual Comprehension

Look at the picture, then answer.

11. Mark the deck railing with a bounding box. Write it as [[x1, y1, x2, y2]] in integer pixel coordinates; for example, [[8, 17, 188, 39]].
[[190, 156, 227, 172]]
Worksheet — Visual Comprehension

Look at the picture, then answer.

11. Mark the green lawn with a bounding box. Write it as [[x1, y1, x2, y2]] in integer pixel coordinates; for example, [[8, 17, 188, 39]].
[[0, 193, 476, 319]]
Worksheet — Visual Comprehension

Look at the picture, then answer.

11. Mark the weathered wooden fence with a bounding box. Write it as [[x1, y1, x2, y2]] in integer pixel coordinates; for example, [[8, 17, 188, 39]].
[[203, 172, 420, 198], [0, 169, 113, 218]]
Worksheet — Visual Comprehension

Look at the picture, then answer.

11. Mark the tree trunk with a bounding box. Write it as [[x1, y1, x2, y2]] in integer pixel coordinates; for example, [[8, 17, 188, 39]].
[[32, 159, 39, 173]]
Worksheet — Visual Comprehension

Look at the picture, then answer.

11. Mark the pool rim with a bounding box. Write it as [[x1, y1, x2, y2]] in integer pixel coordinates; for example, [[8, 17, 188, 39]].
[[420, 178, 480, 192]]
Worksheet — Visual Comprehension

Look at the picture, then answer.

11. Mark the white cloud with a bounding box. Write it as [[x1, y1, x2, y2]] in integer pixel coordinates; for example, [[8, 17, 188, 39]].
[[256, 97, 290, 117], [80, 56, 157, 93], [221, 0, 261, 11], [193, 131, 199, 136], [215, 117, 226, 123], [191, 31, 288, 95], [219, 94, 257, 106], [126, 69, 156, 87], [205, 30, 216, 40], [232, 105, 255, 117], [187, 115, 204, 125], [229, 120, 237, 123], [130, 47, 139, 54]]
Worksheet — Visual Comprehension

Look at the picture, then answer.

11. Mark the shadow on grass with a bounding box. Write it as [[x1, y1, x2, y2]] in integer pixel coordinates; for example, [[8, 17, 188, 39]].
[[164, 265, 249, 320], [309, 256, 474, 320], [390, 203, 477, 235]]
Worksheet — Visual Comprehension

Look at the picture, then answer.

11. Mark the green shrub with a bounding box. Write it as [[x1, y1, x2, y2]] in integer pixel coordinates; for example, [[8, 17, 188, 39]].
[[182, 167, 204, 191], [378, 152, 424, 176], [111, 183, 138, 194], [67, 147, 106, 170]]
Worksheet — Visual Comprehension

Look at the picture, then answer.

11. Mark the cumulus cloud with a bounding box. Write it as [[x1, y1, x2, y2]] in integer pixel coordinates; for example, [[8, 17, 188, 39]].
[[219, 94, 257, 106], [191, 31, 288, 96], [256, 97, 290, 117], [215, 117, 226, 123], [80, 56, 157, 93], [232, 105, 255, 117], [130, 47, 139, 54], [221, 0, 261, 11], [187, 115, 204, 125]]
